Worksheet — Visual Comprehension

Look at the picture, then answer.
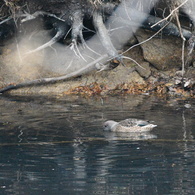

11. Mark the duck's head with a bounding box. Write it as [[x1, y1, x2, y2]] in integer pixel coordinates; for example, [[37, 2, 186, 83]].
[[103, 120, 118, 131]]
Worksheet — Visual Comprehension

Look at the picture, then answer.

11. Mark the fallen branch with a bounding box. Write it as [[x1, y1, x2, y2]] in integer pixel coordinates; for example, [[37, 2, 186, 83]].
[[0, 54, 110, 94]]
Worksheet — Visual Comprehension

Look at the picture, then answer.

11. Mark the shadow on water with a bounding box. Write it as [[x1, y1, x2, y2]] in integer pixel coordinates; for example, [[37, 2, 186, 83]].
[[0, 94, 194, 195]]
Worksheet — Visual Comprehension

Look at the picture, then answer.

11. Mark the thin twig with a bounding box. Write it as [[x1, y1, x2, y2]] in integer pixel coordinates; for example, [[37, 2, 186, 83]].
[[122, 56, 145, 70], [175, 12, 186, 76], [121, 20, 172, 56], [151, 0, 189, 28]]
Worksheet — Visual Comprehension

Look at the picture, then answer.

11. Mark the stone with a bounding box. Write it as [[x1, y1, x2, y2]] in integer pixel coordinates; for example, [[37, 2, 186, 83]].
[[135, 61, 151, 78], [135, 29, 189, 70]]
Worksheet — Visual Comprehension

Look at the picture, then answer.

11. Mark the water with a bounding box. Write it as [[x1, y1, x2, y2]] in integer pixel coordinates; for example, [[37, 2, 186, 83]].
[[0, 95, 194, 195]]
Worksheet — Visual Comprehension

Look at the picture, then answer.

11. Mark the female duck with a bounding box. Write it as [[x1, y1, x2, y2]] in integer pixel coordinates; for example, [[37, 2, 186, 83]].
[[103, 118, 157, 132]]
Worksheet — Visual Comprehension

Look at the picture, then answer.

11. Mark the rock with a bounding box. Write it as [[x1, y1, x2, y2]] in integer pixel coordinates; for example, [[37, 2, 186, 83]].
[[135, 29, 190, 70], [184, 67, 195, 79], [135, 61, 151, 78]]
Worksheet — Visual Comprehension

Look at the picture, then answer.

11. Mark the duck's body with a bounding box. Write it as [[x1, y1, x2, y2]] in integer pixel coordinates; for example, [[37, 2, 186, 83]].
[[103, 118, 157, 132]]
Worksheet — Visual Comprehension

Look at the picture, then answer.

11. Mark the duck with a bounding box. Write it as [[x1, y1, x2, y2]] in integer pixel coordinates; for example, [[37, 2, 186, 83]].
[[103, 118, 157, 132]]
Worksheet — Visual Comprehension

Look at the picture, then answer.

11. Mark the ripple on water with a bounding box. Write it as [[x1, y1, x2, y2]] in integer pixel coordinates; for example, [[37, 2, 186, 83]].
[[0, 95, 194, 194]]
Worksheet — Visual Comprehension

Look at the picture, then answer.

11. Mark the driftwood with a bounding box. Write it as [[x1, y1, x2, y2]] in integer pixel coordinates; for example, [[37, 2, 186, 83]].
[[0, 54, 115, 94]]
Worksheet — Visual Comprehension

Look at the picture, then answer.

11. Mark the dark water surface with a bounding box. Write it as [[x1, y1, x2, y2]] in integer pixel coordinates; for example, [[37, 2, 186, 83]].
[[0, 95, 194, 195]]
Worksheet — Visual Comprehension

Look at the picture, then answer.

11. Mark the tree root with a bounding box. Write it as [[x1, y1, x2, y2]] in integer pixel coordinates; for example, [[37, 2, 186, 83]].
[[93, 11, 118, 58], [26, 20, 69, 54]]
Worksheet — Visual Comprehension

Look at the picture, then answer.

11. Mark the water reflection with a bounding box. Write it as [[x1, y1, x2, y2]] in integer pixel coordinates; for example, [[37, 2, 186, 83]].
[[104, 131, 157, 141], [0, 95, 194, 194]]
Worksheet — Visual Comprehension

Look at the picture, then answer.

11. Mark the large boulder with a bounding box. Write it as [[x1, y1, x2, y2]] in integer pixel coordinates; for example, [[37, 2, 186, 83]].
[[135, 29, 192, 70]]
